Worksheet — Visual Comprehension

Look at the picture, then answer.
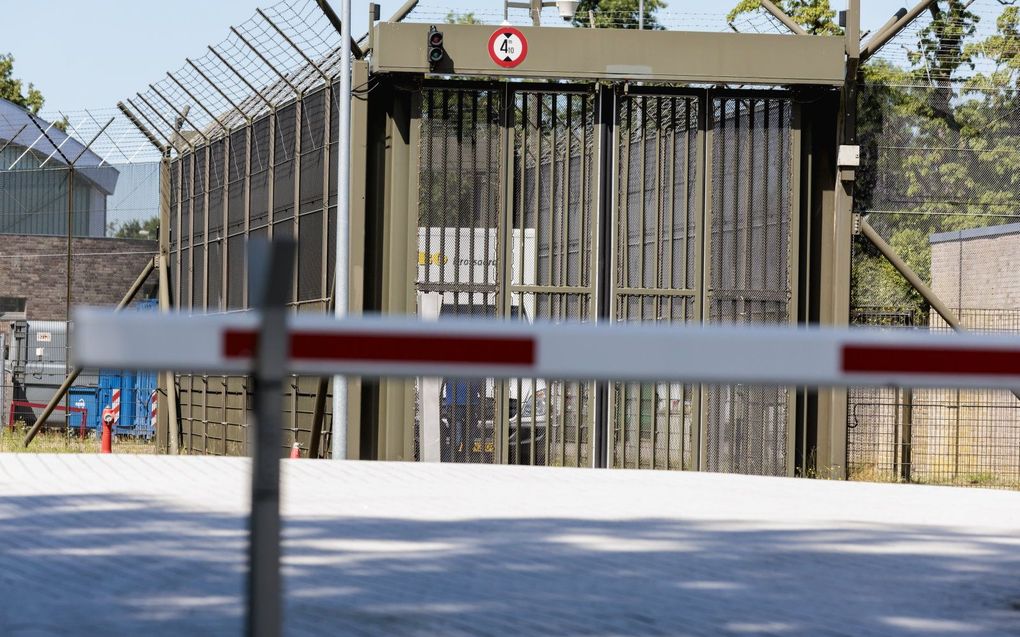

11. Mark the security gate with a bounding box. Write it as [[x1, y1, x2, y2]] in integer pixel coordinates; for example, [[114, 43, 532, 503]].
[[415, 83, 798, 475]]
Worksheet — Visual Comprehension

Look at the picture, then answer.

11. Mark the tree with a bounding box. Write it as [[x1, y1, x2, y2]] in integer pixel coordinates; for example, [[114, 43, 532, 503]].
[[446, 11, 482, 25], [571, 0, 667, 30], [0, 54, 45, 114], [110, 217, 159, 240], [723, 2, 1012, 320], [727, 0, 841, 35]]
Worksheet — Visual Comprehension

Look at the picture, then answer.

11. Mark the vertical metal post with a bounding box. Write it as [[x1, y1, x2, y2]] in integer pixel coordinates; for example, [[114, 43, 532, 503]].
[[901, 387, 913, 482], [592, 85, 615, 468], [639, 0, 644, 29], [333, 0, 352, 460], [246, 238, 294, 637], [65, 165, 73, 432], [159, 156, 181, 454]]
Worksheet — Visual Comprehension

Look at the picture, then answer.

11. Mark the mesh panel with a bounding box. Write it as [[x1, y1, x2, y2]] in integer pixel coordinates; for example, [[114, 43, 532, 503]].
[[415, 86, 597, 466], [848, 309, 1020, 489], [416, 87, 504, 464], [851, 76, 1020, 488], [705, 97, 793, 477], [612, 93, 700, 471], [508, 91, 597, 468]]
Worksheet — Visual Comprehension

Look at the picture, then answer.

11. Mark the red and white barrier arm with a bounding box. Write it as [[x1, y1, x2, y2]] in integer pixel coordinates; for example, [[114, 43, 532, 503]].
[[72, 308, 1020, 389]]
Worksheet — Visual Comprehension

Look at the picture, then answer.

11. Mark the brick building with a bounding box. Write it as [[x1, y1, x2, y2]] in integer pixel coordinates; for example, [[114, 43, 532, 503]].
[[930, 222, 1020, 322], [0, 234, 157, 321], [922, 223, 1020, 484], [0, 235, 157, 429]]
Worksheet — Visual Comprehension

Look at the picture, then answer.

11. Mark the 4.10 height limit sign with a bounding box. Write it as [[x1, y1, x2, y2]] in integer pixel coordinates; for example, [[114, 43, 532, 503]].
[[489, 26, 528, 68]]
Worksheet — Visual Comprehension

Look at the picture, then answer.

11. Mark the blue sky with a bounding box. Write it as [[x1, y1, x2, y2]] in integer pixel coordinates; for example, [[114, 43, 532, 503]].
[[4, 1, 896, 113]]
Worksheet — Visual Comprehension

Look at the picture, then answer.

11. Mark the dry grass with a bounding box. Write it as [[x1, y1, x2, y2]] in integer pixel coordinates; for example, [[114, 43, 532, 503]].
[[0, 424, 157, 455], [849, 462, 1020, 490]]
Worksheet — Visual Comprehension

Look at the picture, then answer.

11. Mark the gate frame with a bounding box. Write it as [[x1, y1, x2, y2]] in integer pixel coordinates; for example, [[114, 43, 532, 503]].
[[149, 20, 853, 476], [372, 70, 830, 476], [363, 22, 854, 477]]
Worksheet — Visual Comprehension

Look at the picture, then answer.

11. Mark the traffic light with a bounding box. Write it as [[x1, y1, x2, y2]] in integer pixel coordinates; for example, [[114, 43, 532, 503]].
[[427, 26, 445, 71]]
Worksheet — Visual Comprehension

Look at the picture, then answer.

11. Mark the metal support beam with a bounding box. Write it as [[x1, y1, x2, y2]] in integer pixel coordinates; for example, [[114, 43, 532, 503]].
[[860, 0, 937, 63], [860, 217, 1020, 407], [117, 101, 168, 154], [186, 58, 250, 129], [258, 8, 329, 80], [872, 8, 909, 48], [230, 27, 300, 97], [127, 97, 181, 152], [166, 72, 229, 136], [372, 23, 846, 86], [314, 0, 365, 59], [68, 117, 114, 166], [135, 93, 195, 153], [148, 84, 211, 145], [22, 257, 157, 447], [207, 45, 275, 111], [157, 157, 181, 455], [760, 0, 808, 36], [844, 0, 860, 60], [0, 123, 28, 156], [9, 119, 61, 170], [859, 219, 962, 330]]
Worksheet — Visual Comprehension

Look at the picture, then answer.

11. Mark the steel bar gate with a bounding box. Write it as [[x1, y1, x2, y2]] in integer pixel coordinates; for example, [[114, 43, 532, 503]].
[[413, 83, 798, 475]]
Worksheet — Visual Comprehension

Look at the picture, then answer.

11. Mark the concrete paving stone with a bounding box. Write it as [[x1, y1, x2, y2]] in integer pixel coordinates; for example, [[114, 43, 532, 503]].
[[1, 454, 1019, 636]]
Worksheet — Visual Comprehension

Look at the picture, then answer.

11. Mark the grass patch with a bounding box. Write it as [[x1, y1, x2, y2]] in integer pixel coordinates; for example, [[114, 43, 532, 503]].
[[0, 423, 157, 455]]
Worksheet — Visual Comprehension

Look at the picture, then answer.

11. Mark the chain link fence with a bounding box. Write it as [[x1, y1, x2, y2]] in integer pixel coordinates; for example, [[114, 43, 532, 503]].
[[850, 1, 1020, 488], [0, 101, 160, 444]]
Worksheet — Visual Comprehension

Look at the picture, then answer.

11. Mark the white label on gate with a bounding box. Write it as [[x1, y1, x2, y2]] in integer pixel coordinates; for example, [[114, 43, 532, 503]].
[[488, 27, 528, 68], [37, 332, 51, 342]]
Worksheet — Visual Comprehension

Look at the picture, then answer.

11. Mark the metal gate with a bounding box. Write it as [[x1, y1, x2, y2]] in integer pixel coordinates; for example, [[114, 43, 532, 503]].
[[703, 95, 797, 476], [416, 84, 597, 467], [415, 84, 797, 474]]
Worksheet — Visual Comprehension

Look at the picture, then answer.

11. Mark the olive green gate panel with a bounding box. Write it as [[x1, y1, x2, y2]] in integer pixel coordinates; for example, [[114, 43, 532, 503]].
[[611, 91, 703, 471], [507, 88, 598, 468], [704, 95, 797, 476], [416, 85, 505, 463], [415, 83, 598, 466]]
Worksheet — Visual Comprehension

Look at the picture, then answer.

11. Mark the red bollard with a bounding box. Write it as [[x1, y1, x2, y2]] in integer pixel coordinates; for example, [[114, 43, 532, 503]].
[[101, 408, 115, 454], [289, 442, 301, 459]]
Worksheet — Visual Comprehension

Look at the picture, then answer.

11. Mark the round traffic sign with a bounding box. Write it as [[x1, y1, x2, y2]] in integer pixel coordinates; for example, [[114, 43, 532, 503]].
[[488, 27, 528, 68]]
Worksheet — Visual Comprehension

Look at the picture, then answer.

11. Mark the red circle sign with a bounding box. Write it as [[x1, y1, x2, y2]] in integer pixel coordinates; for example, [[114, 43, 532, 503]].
[[488, 27, 528, 68]]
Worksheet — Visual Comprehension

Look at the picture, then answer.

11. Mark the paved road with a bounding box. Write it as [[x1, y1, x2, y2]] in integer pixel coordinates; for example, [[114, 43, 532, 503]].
[[1, 454, 1019, 636]]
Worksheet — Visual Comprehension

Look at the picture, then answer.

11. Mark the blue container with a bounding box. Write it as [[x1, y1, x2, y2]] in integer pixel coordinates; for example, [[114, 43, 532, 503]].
[[133, 371, 158, 438], [97, 369, 158, 438], [67, 386, 100, 435], [92, 298, 160, 438]]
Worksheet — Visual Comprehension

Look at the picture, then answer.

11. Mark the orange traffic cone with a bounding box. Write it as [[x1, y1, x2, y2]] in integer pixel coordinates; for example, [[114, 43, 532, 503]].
[[290, 442, 301, 459]]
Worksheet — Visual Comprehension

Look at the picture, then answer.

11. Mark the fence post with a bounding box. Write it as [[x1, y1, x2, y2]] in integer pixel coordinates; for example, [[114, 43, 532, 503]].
[[901, 388, 913, 483], [246, 237, 295, 637]]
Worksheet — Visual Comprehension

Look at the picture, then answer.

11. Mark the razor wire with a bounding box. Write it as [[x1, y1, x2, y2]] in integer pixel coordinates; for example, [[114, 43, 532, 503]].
[[124, 0, 346, 154]]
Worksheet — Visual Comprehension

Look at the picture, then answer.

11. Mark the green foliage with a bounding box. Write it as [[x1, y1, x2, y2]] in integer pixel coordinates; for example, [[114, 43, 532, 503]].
[[571, 0, 667, 30], [726, 0, 841, 35], [851, 1, 1018, 319], [722, 2, 1020, 319], [0, 53, 45, 114], [445, 11, 481, 25], [109, 217, 159, 240]]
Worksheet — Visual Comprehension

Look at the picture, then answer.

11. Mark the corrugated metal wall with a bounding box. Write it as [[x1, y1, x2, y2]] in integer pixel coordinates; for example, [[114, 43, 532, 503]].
[[167, 84, 338, 457], [0, 147, 102, 236]]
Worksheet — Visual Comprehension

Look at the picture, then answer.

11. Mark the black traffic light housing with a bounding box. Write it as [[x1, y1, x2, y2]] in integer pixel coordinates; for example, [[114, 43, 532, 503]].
[[427, 26, 446, 71]]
